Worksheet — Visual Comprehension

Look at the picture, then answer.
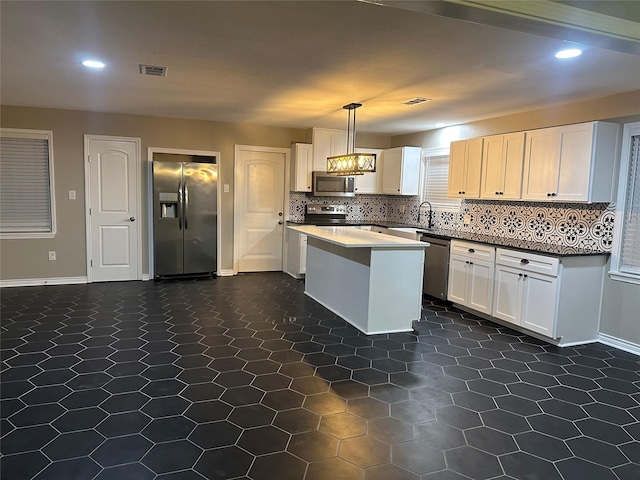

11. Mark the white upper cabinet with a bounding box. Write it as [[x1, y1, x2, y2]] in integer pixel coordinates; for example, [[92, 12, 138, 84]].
[[381, 146, 421, 195], [290, 143, 313, 192], [312, 128, 348, 172], [448, 138, 483, 198], [354, 148, 383, 194], [480, 132, 525, 200], [522, 121, 619, 202]]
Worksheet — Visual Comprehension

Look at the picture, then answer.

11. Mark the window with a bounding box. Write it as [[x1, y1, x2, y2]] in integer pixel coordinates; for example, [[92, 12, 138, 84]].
[[0, 128, 56, 238], [420, 147, 460, 210], [610, 122, 640, 284]]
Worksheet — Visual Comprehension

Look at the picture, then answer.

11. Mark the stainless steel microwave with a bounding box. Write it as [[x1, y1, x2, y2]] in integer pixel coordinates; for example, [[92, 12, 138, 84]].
[[312, 172, 356, 197]]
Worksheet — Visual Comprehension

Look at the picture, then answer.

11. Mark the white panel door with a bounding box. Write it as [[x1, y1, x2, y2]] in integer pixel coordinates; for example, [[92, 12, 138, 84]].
[[87, 137, 140, 282], [235, 148, 285, 272]]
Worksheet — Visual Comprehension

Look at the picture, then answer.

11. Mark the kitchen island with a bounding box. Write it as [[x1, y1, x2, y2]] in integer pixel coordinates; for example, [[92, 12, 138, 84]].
[[287, 225, 427, 335]]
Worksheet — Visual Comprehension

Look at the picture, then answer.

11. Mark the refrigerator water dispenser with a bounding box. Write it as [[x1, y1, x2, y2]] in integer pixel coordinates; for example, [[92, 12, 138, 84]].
[[159, 192, 178, 218]]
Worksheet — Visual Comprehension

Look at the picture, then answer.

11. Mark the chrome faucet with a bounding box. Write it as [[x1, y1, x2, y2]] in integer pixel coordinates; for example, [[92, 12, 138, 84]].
[[417, 201, 433, 229]]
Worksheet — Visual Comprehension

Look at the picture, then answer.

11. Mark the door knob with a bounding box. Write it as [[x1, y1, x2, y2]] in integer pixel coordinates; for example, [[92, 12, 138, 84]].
[[128, 217, 136, 222]]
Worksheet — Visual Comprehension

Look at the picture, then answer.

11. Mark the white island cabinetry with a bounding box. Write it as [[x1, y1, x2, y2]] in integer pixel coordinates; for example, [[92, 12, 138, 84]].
[[287, 225, 426, 334]]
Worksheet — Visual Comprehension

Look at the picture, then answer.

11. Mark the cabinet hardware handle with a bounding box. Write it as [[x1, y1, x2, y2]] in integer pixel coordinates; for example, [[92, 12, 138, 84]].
[[469, 262, 473, 265], [278, 221, 283, 225], [551, 192, 557, 197], [523, 274, 528, 278], [520, 259, 529, 264], [468, 248, 475, 253], [518, 273, 523, 277], [495, 191, 499, 195], [547, 193, 552, 197]]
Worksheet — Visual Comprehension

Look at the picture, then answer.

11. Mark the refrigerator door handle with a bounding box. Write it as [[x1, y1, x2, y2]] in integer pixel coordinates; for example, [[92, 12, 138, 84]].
[[184, 180, 189, 230], [178, 180, 183, 230]]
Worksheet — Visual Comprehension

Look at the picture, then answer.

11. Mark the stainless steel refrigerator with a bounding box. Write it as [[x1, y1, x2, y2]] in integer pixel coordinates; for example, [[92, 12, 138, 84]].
[[152, 156, 217, 278]]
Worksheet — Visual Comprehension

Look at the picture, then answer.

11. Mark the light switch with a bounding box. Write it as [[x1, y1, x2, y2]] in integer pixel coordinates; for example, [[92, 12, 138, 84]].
[[223, 184, 230, 193], [69, 190, 76, 200]]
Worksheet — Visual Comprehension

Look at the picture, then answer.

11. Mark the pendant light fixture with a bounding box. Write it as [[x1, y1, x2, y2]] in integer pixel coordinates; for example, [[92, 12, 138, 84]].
[[327, 103, 376, 175]]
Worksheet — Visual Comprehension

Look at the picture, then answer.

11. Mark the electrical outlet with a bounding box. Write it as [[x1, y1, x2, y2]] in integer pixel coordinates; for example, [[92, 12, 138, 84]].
[[463, 214, 471, 225], [223, 184, 230, 193], [400, 205, 406, 214], [48, 251, 56, 261]]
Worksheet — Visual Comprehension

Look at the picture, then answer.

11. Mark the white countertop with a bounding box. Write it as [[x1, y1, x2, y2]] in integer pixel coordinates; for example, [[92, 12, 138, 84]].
[[288, 225, 427, 248]]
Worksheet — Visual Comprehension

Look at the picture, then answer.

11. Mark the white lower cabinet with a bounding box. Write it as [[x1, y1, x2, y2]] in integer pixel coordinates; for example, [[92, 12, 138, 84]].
[[491, 247, 606, 344], [493, 263, 558, 337], [285, 230, 307, 278], [447, 241, 495, 315]]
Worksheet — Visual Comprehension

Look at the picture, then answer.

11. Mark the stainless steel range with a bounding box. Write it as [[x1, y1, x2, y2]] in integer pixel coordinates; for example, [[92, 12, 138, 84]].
[[305, 204, 348, 225]]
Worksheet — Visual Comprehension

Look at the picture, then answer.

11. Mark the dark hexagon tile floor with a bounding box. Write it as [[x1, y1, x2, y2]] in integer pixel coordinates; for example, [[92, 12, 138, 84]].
[[1, 272, 639, 479]]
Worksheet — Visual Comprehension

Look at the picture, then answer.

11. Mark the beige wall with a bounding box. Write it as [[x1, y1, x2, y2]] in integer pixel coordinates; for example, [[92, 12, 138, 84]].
[[0, 106, 310, 279], [0, 106, 391, 280], [392, 90, 640, 148]]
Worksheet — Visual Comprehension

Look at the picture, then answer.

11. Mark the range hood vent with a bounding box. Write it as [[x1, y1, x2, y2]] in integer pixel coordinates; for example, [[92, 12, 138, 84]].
[[139, 64, 167, 77]]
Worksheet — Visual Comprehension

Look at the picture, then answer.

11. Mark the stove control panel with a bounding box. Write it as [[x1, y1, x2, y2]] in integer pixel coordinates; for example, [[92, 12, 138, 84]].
[[306, 204, 347, 215]]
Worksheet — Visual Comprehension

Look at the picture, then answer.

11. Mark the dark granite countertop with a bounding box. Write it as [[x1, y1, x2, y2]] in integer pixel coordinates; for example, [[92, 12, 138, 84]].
[[287, 220, 609, 257]]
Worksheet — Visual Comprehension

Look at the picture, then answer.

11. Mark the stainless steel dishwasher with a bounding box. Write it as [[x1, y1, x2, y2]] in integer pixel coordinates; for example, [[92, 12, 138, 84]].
[[420, 235, 450, 301]]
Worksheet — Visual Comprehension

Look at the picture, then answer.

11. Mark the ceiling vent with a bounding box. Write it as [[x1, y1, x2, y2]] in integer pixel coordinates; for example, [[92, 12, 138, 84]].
[[139, 64, 167, 77], [404, 97, 431, 106]]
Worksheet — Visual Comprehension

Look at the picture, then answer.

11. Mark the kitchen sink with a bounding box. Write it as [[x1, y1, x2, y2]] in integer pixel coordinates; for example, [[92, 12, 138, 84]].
[[386, 227, 420, 240]]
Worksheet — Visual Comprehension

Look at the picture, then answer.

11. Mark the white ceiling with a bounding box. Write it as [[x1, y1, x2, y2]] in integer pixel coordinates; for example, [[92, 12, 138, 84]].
[[1, 0, 639, 135]]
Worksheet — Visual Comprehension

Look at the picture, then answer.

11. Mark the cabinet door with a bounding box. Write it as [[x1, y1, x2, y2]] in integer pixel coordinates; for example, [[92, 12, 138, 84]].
[[556, 124, 593, 202], [467, 259, 494, 315], [313, 129, 333, 172], [447, 255, 469, 305], [448, 140, 467, 197], [331, 130, 348, 157], [463, 138, 483, 198], [291, 143, 313, 192], [354, 148, 382, 194], [480, 134, 505, 199], [492, 265, 522, 325], [520, 272, 558, 337], [381, 147, 403, 194], [522, 127, 560, 201], [502, 133, 525, 199]]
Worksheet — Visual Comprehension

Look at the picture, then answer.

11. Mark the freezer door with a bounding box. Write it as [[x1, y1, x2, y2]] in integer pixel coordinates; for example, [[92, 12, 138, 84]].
[[182, 162, 217, 274], [153, 161, 184, 276]]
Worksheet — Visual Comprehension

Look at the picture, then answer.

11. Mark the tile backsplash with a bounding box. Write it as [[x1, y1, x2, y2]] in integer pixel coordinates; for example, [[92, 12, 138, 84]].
[[289, 193, 615, 253]]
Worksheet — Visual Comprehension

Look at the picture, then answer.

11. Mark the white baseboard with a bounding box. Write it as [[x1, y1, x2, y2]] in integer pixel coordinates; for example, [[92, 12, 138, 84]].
[[0, 276, 88, 288], [218, 269, 235, 277], [141, 274, 150, 281], [598, 333, 640, 357]]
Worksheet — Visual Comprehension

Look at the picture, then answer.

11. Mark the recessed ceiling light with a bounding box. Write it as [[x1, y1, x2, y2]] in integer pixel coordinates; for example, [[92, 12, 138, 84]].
[[555, 49, 582, 59], [82, 60, 106, 69], [434, 123, 446, 128]]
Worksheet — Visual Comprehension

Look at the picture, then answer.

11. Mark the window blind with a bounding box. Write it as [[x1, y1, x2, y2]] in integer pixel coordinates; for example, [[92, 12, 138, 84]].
[[420, 154, 460, 210], [0, 130, 54, 234], [620, 133, 640, 274]]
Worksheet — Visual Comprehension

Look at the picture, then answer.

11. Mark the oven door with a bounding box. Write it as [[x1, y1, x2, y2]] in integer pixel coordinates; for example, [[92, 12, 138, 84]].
[[312, 172, 356, 197]]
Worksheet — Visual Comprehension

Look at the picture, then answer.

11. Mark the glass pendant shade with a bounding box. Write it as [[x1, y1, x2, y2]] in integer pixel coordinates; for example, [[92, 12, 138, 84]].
[[326, 103, 376, 175]]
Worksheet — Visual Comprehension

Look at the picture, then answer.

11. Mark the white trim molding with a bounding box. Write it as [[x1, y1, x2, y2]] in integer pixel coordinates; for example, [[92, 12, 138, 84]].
[[598, 333, 640, 357], [218, 269, 235, 277], [0, 276, 88, 288]]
